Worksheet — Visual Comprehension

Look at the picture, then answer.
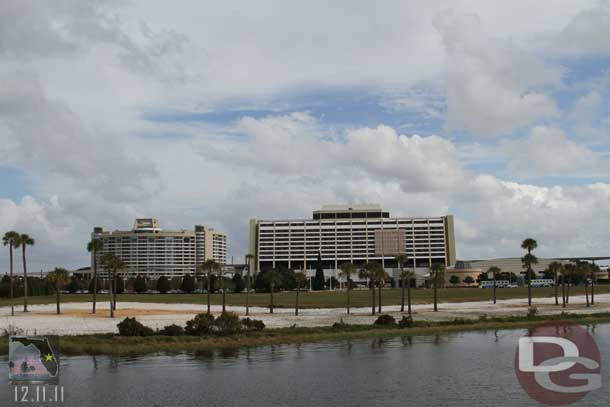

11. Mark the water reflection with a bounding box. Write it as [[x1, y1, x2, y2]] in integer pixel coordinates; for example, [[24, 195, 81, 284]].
[[1, 325, 609, 407]]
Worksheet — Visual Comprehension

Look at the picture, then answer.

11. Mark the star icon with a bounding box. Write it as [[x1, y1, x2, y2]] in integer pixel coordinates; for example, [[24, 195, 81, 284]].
[[45, 353, 54, 362]]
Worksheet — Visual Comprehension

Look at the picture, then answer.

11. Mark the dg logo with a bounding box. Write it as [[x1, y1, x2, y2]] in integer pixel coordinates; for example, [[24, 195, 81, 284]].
[[515, 322, 601, 405]]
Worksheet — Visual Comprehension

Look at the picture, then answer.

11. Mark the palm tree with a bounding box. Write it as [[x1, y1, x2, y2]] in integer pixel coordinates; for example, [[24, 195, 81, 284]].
[[395, 255, 408, 312], [201, 259, 220, 314], [430, 263, 445, 312], [47, 268, 69, 314], [294, 271, 307, 316], [359, 262, 380, 316], [578, 262, 590, 307], [521, 238, 538, 307], [15, 233, 34, 312], [563, 263, 577, 305], [590, 262, 598, 305], [2, 231, 19, 317], [400, 268, 416, 315], [558, 264, 567, 308], [100, 253, 125, 318], [547, 261, 563, 306], [374, 265, 389, 314], [488, 266, 501, 304], [264, 269, 282, 314], [338, 262, 355, 314], [245, 253, 254, 316], [216, 265, 227, 313], [87, 238, 103, 314]]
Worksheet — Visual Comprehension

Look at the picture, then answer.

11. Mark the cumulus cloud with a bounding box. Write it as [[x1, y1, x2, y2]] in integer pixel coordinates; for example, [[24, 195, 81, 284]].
[[0, 71, 159, 202], [200, 113, 464, 193], [434, 11, 560, 136], [2, 1, 610, 272], [558, 1, 610, 55], [501, 126, 607, 177]]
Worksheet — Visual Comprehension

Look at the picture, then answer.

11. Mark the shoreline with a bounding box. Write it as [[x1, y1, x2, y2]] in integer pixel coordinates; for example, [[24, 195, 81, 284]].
[[2, 312, 610, 356]]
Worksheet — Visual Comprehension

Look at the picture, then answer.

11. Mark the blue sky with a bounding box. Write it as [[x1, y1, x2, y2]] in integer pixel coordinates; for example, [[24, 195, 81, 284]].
[[1, 0, 610, 271]]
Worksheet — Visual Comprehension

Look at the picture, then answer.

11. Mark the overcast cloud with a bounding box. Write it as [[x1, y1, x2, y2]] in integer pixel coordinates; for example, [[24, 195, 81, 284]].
[[1, 0, 610, 271]]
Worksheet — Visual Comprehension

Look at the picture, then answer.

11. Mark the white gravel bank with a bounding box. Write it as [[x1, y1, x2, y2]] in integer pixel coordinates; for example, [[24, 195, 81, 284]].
[[1, 294, 609, 335]]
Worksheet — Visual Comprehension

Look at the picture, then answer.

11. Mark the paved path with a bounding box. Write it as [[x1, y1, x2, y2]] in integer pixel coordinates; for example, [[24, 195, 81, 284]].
[[1, 294, 608, 335]]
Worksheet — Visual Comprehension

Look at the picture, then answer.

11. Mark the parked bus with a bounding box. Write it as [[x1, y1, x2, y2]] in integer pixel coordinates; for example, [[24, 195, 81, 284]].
[[479, 280, 510, 288]]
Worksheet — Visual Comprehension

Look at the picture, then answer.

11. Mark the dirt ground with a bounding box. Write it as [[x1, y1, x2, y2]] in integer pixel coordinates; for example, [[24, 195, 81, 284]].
[[2, 294, 609, 336]]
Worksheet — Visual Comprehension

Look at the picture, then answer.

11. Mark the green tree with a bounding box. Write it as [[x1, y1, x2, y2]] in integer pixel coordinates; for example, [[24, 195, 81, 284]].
[[47, 267, 69, 315], [313, 252, 325, 290], [181, 273, 195, 293], [449, 275, 460, 286], [232, 273, 245, 293], [87, 238, 103, 314], [521, 238, 538, 307], [156, 275, 170, 293], [200, 259, 220, 314], [134, 275, 147, 293], [14, 233, 34, 312], [487, 266, 501, 304], [100, 253, 125, 318], [294, 271, 307, 316], [430, 263, 445, 312], [463, 276, 475, 287], [264, 269, 282, 314], [338, 262, 355, 314], [2, 231, 19, 316]]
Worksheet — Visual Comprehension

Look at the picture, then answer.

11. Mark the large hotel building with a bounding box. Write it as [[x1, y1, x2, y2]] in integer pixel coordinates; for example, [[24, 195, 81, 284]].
[[93, 219, 227, 278], [249, 205, 456, 279]]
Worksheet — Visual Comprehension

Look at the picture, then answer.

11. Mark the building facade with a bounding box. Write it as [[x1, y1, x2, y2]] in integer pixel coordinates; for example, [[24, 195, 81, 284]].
[[249, 205, 456, 279], [93, 219, 227, 278]]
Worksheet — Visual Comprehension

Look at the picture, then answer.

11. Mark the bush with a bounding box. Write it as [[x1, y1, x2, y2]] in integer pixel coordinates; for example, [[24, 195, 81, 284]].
[[398, 315, 414, 328], [215, 312, 241, 335], [185, 313, 215, 335], [241, 317, 265, 331], [527, 306, 538, 318], [332, 318, 349, 329], [117, 317, 154, 337], [374, 314, 397, 326], [158, 324, 184, 336]]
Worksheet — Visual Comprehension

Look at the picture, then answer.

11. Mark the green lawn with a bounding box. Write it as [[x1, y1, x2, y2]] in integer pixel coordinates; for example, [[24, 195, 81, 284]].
[[1, 285, 608, 309]]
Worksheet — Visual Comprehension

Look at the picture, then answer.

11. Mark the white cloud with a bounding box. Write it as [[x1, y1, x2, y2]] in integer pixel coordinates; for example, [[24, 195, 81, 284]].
[[558, 1, 610, 55], [434, 11, 560, 136], [501, 126, 606, 177]]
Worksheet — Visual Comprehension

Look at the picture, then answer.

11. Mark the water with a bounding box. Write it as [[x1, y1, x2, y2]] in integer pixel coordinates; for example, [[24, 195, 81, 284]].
[[1, 325, 609, 407]]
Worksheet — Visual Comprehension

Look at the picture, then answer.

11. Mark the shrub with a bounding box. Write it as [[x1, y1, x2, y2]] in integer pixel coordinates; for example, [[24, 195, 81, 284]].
[[332, 318, 349, 330], [398, 315, 414, 328], [241, 317, 265, 331], [478, 314, 488, 322], [374, 314, 397, 326], [159, 324, 184, 336], [215, 312, 241, 335], [527, 306, 538, 318], [117, 317, 154, 337], [185, 313, 215, 335]]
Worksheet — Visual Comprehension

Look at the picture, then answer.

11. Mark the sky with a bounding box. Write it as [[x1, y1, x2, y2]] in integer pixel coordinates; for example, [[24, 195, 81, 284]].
[[1, 0, 610, 272]]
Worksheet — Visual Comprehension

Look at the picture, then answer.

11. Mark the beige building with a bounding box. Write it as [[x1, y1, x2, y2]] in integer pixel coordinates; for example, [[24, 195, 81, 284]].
[[93, 219, 227, 278], [249, 205, 456, 279]]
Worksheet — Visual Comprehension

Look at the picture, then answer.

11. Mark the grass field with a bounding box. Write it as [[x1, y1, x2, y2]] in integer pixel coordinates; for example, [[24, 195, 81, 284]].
[[2, 311, 610, 356], [1, 285, 608, 309]]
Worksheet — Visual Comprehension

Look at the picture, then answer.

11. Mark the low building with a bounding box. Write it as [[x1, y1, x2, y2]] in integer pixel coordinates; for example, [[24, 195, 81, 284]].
[[93, 219, 227, 278], [445, 261, 482, 287]]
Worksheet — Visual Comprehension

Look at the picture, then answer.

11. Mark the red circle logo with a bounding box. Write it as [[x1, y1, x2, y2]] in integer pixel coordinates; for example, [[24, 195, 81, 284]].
[[514, 322, 601, 405]]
